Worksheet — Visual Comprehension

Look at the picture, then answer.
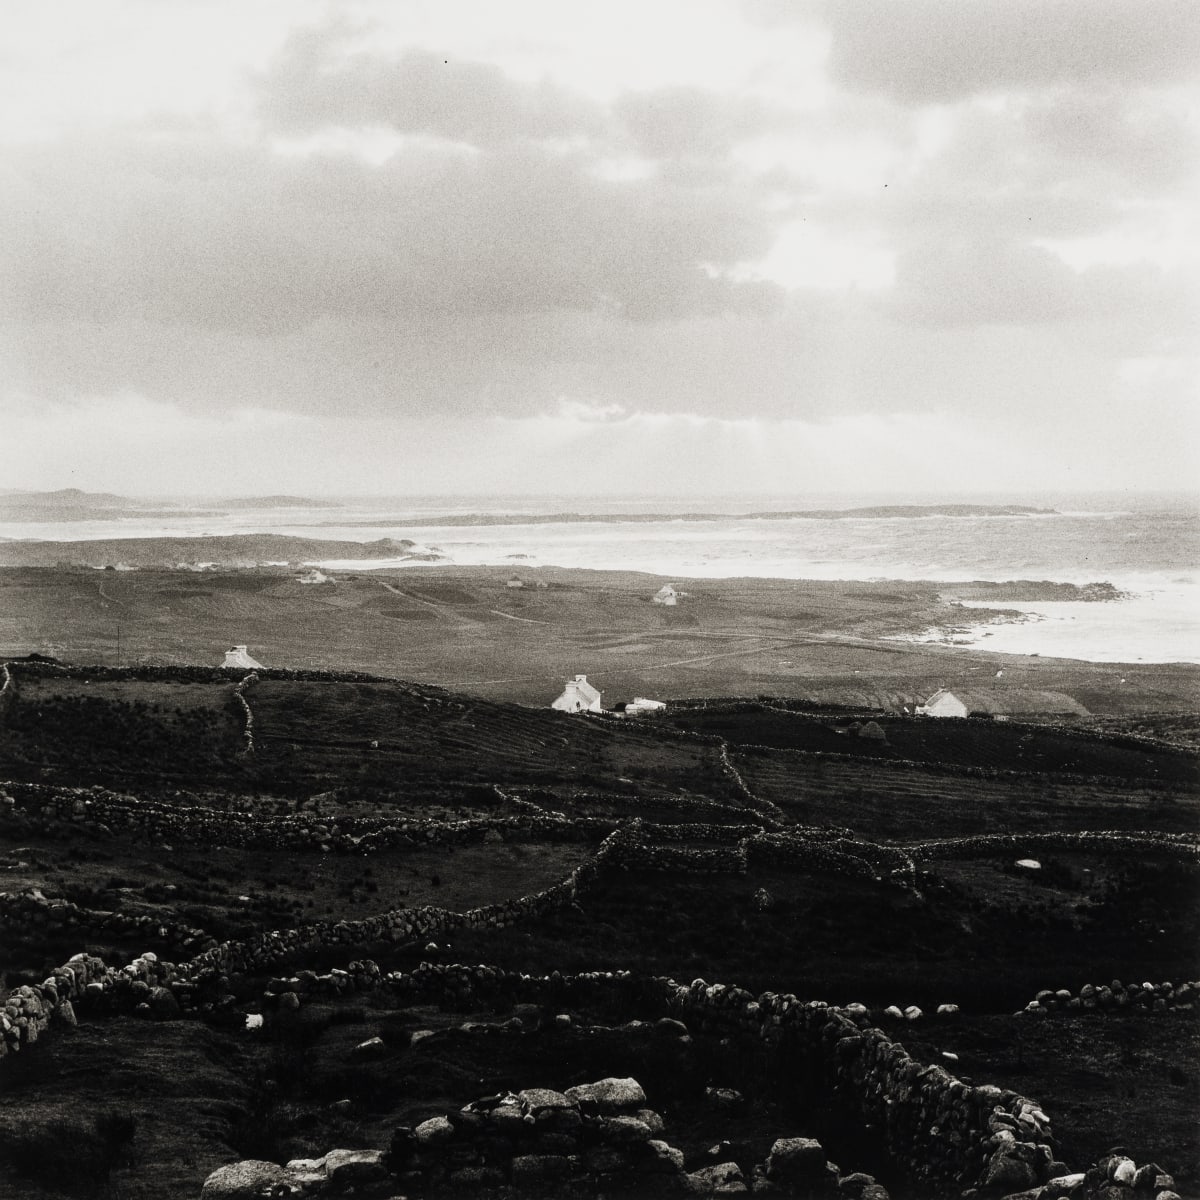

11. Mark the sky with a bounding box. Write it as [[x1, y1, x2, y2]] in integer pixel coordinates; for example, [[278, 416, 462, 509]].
[[1, 0, 1197, 496]]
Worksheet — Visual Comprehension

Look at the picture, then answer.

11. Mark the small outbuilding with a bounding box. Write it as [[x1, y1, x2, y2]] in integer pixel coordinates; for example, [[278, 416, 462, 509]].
[[916, 688, 1088, 720], [652, 584, 679, 606], [506, 576, 525, 589], [551, 674, 603, 714], [624, 697, 667, 717], [222, 645, 264, 670]]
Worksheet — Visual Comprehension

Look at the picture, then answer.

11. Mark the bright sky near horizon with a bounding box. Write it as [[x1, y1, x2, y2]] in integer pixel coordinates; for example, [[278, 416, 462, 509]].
[[1, 0, 1197, 495]]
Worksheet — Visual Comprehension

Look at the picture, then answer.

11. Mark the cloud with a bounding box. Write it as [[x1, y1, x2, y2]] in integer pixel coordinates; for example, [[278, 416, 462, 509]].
[[887, 234, 1192, 327], [0, 126, 784, 344], [257, 25, 607, 144], [810, 0, 1200, 104], [614, 86, 788, 162], [1020, 88, 1197, 190], [0, 0, 1194, 494]]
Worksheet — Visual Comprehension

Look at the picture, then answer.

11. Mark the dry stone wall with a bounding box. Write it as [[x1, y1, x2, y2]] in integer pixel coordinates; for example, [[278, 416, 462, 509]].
[[1021, 978, 1198, 1016], [0, 781, 613, 853], [0, 890, 216, 957], [231, 672, 256, 755], [907, 831, 1200, 866]]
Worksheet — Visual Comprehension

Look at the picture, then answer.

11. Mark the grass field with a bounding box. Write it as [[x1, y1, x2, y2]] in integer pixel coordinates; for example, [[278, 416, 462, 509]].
[[4, 565, 1197, 717]]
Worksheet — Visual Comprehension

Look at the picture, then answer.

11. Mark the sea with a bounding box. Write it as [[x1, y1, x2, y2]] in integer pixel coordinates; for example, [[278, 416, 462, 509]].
[[2, 491, 1197, 665]]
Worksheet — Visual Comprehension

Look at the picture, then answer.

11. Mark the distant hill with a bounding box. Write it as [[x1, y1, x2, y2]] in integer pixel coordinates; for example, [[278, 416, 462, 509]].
[[0, 488, 196, 523], [0, 488, 138, 508], [321, 504, 1058, 528], [0, 533, 442, 568]]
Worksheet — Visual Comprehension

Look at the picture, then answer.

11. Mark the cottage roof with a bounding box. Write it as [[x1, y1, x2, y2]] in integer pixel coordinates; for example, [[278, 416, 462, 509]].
[[566, 674, 601, 704], [925, 688, 1088, 716]]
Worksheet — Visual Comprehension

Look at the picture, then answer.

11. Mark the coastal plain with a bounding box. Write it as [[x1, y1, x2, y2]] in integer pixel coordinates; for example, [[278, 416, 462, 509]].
[[1, 560, 1195, 716]]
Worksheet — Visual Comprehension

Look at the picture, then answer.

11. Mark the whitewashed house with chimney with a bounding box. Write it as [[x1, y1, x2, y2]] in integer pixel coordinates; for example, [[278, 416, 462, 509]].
[[652, 584, 679, 606], [551, 674, 602, 714]]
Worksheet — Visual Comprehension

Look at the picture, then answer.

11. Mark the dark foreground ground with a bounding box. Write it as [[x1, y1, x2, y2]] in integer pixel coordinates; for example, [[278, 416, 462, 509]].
[[0, 583, 1196, 1198]]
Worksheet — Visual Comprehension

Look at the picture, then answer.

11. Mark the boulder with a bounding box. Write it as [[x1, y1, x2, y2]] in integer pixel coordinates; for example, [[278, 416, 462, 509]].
[[199, 1160, 290, 1199], [415, 1115, 455, 1146], [706, 1086, 745, 1111], [148, 986, 180, 1017], [1131, 1163, 1167, 1191], [982, 1148, 1038, 1193], [322, 1148, 387, 1187], [1108, 1156, 1136, 1185], [655, 1017, 691, 1038], [837, 1172, 878, 1196], [636, 1108, 665, 1133], [643, 1140, 685, 1172], [519, 1087, 576, 1115], [594, 1115, 652, 1144], [352, 1036, 387, 1059], [765, 1137, 828, 1185], [521, 1088, 581, 1132], [689, 1161, 747, 1194], [565, 1077, 647, 1113]]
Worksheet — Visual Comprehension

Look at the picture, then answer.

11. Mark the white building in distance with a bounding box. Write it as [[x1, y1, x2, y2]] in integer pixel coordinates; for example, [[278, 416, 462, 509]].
[[624, 697, 667, 716], [652, 584, 678, 606], [222, 645, 263, 670], [551, 674, 602, 714]]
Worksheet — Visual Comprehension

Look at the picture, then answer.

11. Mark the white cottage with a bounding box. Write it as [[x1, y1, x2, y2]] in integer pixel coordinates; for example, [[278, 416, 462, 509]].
[[222, 645, 263, 670], [551, 674, 602, 714], [652, 584, 678, 606]]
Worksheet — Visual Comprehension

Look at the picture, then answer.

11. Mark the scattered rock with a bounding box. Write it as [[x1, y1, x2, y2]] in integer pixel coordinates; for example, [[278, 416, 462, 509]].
[[352, 1035, 387, 1059], [689, 1161, 747, 1193], [565, 1076, 647, 1113], [414, 1115, 454, 1146], [764, 1137, 829, 1186], [200, 1160, 289, 1199], [706, 1085, 745, 1111]]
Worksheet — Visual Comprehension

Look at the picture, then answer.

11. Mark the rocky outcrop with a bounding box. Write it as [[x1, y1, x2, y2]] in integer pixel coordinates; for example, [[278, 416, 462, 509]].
[[198, 1080, 889, 1198]]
